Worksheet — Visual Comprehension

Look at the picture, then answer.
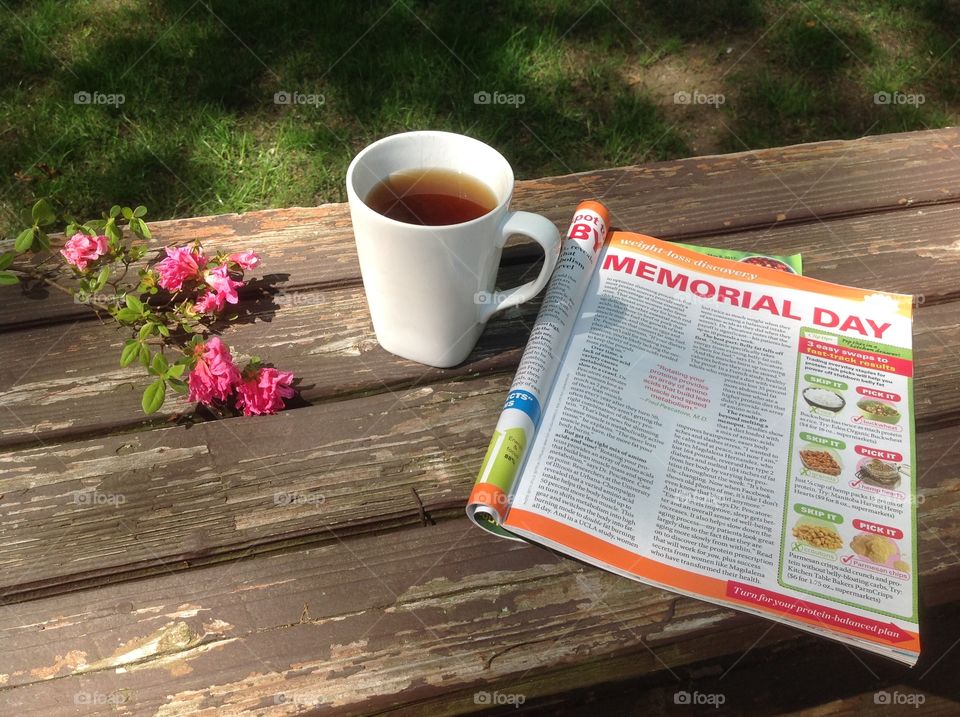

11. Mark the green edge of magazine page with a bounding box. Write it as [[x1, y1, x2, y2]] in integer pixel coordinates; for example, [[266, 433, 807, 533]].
[[475, 428, 528, 539], [478, 519, 520, 539], [488, 241, 803, 541], [677, 243, 803, 275]]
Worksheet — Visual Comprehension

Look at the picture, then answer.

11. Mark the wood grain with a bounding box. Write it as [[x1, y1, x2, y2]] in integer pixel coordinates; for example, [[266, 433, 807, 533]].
[[0, 517, 956, 716], [3, 201, 960, 446], [0, 376, 510, 599], [1, 128, 959, 715], [3, 127, 959, 330], [516, 602, 960, 716], [0, 369, 957, 606]]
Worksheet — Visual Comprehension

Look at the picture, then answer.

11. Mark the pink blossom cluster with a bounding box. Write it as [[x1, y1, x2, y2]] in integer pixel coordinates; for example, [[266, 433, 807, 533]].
[[61, 233, 109, 270], [187, 337, 295, 416], [154, 246, 260, 315], [62, 234, 294, 416]]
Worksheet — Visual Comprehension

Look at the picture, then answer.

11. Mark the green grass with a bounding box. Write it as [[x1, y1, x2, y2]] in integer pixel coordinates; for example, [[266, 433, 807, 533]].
[[1, 0, 958, 235]]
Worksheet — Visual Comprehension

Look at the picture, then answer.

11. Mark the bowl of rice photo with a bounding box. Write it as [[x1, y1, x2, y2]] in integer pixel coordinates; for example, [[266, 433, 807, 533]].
[[802, 387, 846, 413]]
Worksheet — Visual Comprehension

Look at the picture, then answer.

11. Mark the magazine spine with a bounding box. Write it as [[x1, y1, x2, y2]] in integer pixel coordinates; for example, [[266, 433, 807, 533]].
[[466, 200, 611, 538]]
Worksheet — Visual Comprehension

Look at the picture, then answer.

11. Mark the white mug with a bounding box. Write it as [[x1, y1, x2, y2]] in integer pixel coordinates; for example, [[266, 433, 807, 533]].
[[346, 131, 561, 367]]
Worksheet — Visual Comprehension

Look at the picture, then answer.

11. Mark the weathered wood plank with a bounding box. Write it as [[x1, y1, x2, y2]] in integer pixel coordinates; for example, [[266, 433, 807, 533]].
[[3, 127, 959, 329], [0, 517, 956, 716], [2, 199, 960, 446], [0, 360, 957, 607], [0, 518, 738, 716], [0, 376, 509, 599], [0, 264, 530, 448], [1, 128, 958, 715], [516, 603, 960, 716]]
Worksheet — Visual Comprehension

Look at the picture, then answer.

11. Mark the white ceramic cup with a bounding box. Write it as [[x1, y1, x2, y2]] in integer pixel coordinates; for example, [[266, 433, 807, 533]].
[[346, 131, 561, 367]]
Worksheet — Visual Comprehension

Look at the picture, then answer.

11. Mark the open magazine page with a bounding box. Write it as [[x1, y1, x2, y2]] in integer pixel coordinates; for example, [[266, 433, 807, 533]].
[[466, 201, 610, 537], [502, 231, 919, 664], [465, 207, 803, 539]]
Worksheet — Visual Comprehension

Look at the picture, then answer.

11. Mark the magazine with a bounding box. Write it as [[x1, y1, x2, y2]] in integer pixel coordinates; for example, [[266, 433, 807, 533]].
[[466, 201, 919, 665]]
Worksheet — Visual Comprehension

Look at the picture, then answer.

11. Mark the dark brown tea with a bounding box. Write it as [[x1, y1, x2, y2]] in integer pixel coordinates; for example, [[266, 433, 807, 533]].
[[365, 167, 498, 225]]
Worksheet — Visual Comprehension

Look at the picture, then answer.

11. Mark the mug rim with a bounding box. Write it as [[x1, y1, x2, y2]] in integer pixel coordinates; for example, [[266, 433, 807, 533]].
[[346, 130, 514, 230]]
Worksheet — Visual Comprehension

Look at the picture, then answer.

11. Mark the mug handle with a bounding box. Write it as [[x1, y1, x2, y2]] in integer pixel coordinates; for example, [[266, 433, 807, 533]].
[[479, 211, 561, 323]]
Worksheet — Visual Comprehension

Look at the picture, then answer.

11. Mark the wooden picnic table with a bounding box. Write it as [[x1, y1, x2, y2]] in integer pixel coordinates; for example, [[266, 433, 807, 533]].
[[1, 127, 959, 715]]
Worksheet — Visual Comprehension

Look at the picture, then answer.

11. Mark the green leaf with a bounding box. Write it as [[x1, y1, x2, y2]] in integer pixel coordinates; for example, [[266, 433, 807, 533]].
[[150, 353, 169, 375], [109, 205, 122, 218], [85, 219, 106, 231], [36, 231, 51, 252], [133, 205, 147, 218], [114, 308, 139, 323], [133, 218, 152, 239], [138, 322, 155, 339], [121, 207, 134, 220], [93, 265, 110, 291], [120, 339, 140, 367], [125, 294, 144, 313], [138, 343, 151, 366], [166, 362, 186, 378], [156, 323, 170, 337], [15, 228, 35, 253], [0, 271, 18, 285], [0, 253, 14, 270], [142, 379, 166, 414], [31, 199, 57, 226], [105, 217, 122, 244], [168, 377, 188, 394]]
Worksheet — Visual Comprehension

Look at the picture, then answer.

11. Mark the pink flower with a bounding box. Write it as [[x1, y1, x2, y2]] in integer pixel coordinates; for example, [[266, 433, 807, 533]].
[[228, 250, 260, 270], [187, 337, 240, 405], [60, 233, 108, 271], [204, 264, 243, 304], [194, 291, 227, 314], [235, 367, 295, 416], [156, 246, 207, 292]]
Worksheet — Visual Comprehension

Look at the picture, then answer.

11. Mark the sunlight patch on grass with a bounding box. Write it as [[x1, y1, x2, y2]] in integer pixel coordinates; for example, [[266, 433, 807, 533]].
[[0, 0, 958, 235]]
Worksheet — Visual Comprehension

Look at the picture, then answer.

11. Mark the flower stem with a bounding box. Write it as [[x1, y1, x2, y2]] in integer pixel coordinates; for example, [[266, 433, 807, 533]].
[[12, 268, 113, 313]]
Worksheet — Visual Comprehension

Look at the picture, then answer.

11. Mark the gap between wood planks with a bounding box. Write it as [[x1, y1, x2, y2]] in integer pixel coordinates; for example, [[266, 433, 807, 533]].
[[3, 193, 960, 450], [1, 295, 956, 451], [0, 416, 956, 606], [4, 126, 960, 333], [6, 188, 959, 336]]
